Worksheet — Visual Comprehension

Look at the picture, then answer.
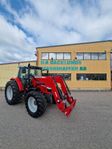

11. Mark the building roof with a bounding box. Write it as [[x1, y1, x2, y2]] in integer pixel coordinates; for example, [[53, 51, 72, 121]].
[[36, 40, 112, 49], [0, 60, 36, 65]]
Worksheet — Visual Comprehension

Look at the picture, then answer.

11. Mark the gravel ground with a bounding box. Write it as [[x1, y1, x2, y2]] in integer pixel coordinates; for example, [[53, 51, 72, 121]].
[[0, 91, 112, 149]]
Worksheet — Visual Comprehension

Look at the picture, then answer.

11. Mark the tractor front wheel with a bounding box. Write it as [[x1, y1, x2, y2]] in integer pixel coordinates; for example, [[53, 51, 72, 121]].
[[5, 80, 22, 105], [25, 91, 47, 118]]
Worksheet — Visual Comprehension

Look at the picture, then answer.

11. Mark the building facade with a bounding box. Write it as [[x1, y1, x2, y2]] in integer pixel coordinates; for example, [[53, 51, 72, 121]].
[[36, 41, 112, 90]]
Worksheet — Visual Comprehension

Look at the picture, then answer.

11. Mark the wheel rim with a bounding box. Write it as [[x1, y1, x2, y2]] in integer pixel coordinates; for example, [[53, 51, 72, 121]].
[[28, 97, 38, 113], [6, 86, 13, 101]]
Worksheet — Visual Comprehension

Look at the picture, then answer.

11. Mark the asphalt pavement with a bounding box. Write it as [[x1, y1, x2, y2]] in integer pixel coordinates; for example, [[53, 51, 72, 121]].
[[0, 91, 112, 149]]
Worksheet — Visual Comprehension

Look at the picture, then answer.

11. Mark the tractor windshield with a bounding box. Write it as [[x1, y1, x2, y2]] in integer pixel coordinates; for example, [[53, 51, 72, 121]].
[[30, 69, 42, 77], [18, 66, 42, 79]]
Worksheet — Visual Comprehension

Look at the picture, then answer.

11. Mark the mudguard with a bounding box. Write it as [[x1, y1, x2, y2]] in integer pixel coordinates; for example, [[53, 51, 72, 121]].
[[11, 77, 24, 91]]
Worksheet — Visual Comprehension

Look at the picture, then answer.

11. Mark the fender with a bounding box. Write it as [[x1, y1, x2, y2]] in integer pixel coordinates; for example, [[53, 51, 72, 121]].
[[11, 77, 24, 91]]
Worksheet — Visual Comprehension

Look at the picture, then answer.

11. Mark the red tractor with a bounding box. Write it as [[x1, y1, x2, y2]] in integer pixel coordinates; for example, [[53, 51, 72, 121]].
[[5, 64, 76, 118]]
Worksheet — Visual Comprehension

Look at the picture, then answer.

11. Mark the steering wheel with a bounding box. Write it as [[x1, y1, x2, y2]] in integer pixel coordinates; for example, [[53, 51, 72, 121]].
[[29, 74, 37, 80]]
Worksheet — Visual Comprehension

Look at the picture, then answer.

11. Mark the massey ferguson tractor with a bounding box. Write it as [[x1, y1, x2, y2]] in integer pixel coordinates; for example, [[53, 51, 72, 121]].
[[5, 64, 76, 118]]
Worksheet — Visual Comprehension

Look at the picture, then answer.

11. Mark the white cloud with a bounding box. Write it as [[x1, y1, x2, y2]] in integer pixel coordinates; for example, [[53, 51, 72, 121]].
[[17, 0, 82, 44], [0, 0, 112, 63], [0, 15, 36, 63], [17, 0, 112, 43]]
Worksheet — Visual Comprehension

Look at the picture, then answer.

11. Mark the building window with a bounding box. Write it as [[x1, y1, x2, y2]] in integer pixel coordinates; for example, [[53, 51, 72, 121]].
[[41, 52, 71, 60], [57, 53, 64, 59], [49, 73, 71, 80], [64, 53, 71, 59], [84, 53, 91, 60], [77, 53, 83, 60], [76, 73, 107, 81], [99, 52, 106, 60], [42, 53, 48, 59], [77, 52, 106, 60], [91, 53, 99, 60], [49, 53, 56, 60]]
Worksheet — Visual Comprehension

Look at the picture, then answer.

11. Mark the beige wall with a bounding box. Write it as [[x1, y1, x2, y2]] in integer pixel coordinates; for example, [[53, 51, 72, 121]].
[[37, 41, 112, 90], [0, 61, 36, 88]]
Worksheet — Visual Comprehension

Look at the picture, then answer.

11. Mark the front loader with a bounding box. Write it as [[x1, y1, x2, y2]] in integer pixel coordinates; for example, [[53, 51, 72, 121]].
[[5, 64, 76, 118]]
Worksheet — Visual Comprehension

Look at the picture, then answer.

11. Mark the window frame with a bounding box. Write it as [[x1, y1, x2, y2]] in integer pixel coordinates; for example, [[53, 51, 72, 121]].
[[49, 73, 71, 80], [76, 73, 107, 81], [76, 52, 106, 60], [76, 52, 84, 60], [49, 53, 57, 60], [63, 52, 71, 60], [98, 52, 106, 60], [41, 52, 71, 60], [41, 52, 49, 60], [91, 52, 99, 60], [56, 52, 64, 60], [83, 53, 91, 60]]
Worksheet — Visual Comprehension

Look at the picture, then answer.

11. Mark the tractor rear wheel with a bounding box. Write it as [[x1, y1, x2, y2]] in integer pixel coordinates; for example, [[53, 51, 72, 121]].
[[25, 91, 47, 118], [5, 80, 22, 105]]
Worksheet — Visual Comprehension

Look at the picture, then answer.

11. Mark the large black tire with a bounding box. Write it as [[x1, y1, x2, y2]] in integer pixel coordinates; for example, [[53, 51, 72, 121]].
[[25, 91, 47, 118], [5, 80, 22, 105]]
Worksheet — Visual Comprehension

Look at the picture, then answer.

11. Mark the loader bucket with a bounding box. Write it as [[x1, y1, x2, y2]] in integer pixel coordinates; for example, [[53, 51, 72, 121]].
[[56, 96, 76, 117], [64, 99, 76, 116]]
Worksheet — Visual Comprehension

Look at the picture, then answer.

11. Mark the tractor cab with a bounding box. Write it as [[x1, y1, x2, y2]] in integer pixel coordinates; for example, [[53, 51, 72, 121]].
[[18, 65, 48, 79], [17, 64, 48, 88]]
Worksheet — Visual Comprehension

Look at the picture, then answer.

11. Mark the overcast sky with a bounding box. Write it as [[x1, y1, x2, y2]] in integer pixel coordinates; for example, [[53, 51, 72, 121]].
[[0, 0, 112, 63]]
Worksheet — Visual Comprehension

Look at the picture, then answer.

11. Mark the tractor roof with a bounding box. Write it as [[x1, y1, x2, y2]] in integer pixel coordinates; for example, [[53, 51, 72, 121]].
[[19, 64, 43, 70]]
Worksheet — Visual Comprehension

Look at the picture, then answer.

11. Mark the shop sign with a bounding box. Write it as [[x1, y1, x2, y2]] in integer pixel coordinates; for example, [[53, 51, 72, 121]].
[[41, 60, 81, 65], [41, 60, 87, 71]]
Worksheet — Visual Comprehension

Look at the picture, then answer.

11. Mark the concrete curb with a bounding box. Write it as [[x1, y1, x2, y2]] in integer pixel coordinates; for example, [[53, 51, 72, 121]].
[[71, 90, 112, 92]]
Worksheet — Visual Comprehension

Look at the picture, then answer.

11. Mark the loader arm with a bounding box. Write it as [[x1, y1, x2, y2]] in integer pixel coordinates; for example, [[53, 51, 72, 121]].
[[35, 76, 76, 116], [53, 76, 76, 116]]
